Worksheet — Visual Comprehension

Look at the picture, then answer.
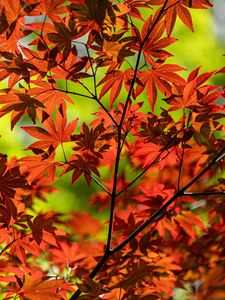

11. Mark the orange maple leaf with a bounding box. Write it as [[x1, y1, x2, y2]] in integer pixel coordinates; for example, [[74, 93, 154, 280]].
[[22, 110, 78, 151]]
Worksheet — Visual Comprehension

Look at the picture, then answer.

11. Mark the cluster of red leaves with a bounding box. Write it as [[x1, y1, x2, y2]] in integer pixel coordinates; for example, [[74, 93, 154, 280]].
[[0, 0, 225, 299]]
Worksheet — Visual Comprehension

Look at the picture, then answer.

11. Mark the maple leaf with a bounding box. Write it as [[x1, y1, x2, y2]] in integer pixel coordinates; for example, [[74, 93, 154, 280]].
[[180, 143, 209, 175], [139, 18, 177, 65], [15, 46, 51, 78], [71, 122, 111, 159], [98, 69, 133, 107], [29, 78, 74, 114], [125, 0, 152, 21], [102, 39, 131, 62], [175, 211, 207, 240], [166, 0, 194, 34], [0, 22, 24, 54], [0, 50, 38, 88], [0, 0, 23, 28], [168, 68, 217, 110], [150, 0, 212, 35], [132, 142, 162, 168], [8, 235, 40, 264], [50, 241, 85, 269], [30, 213, 66, 246], [137, 63, 185, 110], [19, 152, 58, 183], [62, 153, 100, 186], [31, 0, 69, 22], [0, 154, 27, 200], [12, 273, 74, 300], [0, 92, 45, 129], [69, 212, 102, 238], [92, 30, 135, 65], [71, 0, 126, 32], [21, 110, 78, 152], [47, 22, 75, 58]]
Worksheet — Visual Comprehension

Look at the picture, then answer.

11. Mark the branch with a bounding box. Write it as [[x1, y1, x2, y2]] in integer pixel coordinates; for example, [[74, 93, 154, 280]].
[[177, 110, 192, 191], [69, 252, 110, 299], [83, 0, 171, 279], [106, 129, 122, 252], [74, 43, 118, 128], [177, 147, 185, 191], [111, 146, 225, 254], [85, 44, 98, 99], [183, 191, 225, 197], [52, 87, 95, 100], [74, 4, 171, 263], [119, 0, 170, 129]]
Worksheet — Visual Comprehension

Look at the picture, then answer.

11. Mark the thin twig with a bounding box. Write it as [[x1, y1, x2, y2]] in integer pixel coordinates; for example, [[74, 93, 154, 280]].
[[52, 87, 95, 100], [183, 191, 225, 197], [163, 0, 181, 13], [0, 238, 19, 256], [85, 45, 97, 98], [177, 146, 185, 191], [84, 45, 118, 128]]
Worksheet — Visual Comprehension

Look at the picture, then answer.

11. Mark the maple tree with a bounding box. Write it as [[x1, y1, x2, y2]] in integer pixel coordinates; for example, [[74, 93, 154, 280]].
[[0, 0, 225, 299]]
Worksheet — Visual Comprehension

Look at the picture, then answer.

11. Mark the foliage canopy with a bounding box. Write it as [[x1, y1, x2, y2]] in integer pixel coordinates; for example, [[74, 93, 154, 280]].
[[0, 0, 225, 299]]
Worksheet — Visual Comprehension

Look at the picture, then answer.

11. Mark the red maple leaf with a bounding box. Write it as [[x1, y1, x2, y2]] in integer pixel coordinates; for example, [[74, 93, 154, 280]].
[[31, 0, 69, 22], [50, 241, 85, 269], [136, 63, 185, 110], [168, 68, 219, 110], [150, 0, 212, 35], [0, 154, 27, 200], [29, 77, 74, 114], [22, 110, 78, 151], [19, 152, 58, 183], [98, 69, 133, 107], [62, 153, 100, 186], [0, 92, 45, 129], [140, 18, 177, 65]]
